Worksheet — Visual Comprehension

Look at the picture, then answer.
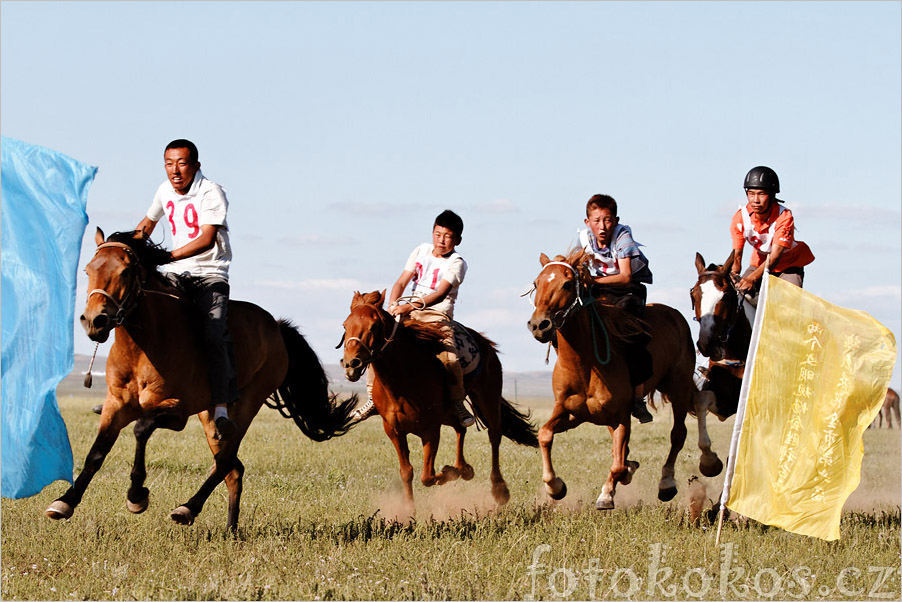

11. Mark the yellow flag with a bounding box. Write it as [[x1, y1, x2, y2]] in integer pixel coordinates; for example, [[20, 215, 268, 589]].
[[724, 275, 896, 541]]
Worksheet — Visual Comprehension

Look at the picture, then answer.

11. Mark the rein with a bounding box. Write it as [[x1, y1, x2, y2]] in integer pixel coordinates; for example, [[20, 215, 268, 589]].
[[534, 261, 611, 366]]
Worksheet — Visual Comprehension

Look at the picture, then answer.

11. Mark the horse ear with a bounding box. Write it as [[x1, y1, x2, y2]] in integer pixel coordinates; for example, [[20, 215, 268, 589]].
[[95, 227, 105, 246], [540, 253, 550, 266], [722, 250, 736, 273], [378, 289, 387, 306], [350, 291, 362, 309], [695, 252, 706, 274]]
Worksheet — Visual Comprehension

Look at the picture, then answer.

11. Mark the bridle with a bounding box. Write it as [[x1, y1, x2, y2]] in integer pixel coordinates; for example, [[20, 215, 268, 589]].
[[526, 260, 612, 365], [525, 261, 586, 328], [338, 296, 424, 370], [87, 242, 143, 327], [87, 242, 179, 328], [691, 270, 748, 357]]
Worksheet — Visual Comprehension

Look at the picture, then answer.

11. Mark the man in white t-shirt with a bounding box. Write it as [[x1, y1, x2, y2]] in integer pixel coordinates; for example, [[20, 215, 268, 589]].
[[134, 139, 238, 441], [352, 210, 474, 428]]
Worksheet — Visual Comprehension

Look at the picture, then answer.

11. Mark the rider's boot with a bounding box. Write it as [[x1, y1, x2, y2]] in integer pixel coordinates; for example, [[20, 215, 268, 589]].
[[213, 404, 237, 441], [351, 373, 379, 422], [631, 385, 653, 424], [442, 354, 474, 428]]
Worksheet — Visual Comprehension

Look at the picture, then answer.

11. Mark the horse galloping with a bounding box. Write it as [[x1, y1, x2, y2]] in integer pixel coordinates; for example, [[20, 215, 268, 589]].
[[526, 250, 722, 509], [45, 229, 357, 529], [339, 290, 538, 515], [689, 251, 756, 420]]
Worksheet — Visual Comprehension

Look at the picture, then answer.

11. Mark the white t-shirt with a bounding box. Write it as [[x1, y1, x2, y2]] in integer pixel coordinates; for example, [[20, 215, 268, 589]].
[[403, 243, 467, 319], [146, 170, 232, 280]]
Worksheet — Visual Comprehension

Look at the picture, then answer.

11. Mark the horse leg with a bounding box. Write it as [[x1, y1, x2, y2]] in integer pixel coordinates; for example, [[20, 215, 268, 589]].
[[657, 404, 688, 503], [423, 428, 460, 486], [128, 409, 188, 514], [487, 422, 509, 505], [224, 459, 245, 529], [170, 412, 243, 528], [387, 428, 416, 516], [693, 390, 724, 477], [471, 388, 509, 504], [539, 406, 583, 500], [596, 422, 631, 510], [450, 426, 474, 480], [46, 403, 136, 520]]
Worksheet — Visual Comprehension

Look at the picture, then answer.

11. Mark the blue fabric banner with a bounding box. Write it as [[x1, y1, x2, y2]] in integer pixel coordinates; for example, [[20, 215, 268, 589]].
[[1, 136, 95, 498]]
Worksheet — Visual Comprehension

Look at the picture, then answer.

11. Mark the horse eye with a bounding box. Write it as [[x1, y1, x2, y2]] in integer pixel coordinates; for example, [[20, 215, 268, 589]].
[[562, 280, 574, 291]]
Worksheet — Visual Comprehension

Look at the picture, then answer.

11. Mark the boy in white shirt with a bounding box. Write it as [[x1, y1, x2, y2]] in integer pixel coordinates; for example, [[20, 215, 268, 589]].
[[353, 210, 474, 428], [135, 139, 238, 441]]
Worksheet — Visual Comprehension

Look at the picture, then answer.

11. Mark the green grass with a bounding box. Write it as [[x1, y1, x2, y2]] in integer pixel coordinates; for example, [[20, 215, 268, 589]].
[[2, 392, 899, 600]]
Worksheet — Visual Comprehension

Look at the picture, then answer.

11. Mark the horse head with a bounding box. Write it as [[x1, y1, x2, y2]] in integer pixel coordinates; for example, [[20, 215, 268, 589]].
[[526, 248, 588, 343], [80, 228, 142, 343], [80, 227, 171, 343], [690, 250, 741, 361], [339, 289, 391, 381]]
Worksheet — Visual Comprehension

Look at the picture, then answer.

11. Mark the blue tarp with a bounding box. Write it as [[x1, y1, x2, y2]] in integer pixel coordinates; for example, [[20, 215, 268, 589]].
[[1, 136, 95, 498]]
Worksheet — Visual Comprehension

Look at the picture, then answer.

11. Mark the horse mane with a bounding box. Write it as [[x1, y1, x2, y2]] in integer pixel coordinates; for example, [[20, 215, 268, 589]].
[[105, 231, 173, 269], [352, 291, 447, 356]]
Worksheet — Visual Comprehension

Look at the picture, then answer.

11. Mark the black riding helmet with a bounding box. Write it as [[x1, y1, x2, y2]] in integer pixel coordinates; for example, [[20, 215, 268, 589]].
[[744, 166, 784, 203]]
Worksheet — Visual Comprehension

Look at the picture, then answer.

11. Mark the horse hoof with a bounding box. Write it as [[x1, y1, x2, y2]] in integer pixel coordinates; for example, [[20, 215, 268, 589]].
[[700, 457, 724, 478], [127, 496, 149, 514], [459, 465, 475, 481], [492, 482, 510, 505], [169, 505, 195, 526], [547, 479, 567, 501], [621, 460, 640, 485], [440, 465, 461, 483], [595, 497, 615, 510], [658, 487, 678, 502], [45, 500, 74, 520]]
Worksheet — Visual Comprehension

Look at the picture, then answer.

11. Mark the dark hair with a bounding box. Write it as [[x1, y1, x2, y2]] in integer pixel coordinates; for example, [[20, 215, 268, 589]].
[[165, 139, 199, 163], [434, 209, 463, 237], [586, 194, 617, 217]]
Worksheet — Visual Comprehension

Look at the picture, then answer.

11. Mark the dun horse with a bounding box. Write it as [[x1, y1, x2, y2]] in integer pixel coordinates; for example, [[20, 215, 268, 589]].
[[339, 290, 538, 514], [689, 251, 756, 419], [526, 250, 722, 509], [45, 229, 357, 529]]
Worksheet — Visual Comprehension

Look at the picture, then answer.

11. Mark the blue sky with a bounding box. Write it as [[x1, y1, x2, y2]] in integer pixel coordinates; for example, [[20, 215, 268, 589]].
[[2, 1, 900, 388]]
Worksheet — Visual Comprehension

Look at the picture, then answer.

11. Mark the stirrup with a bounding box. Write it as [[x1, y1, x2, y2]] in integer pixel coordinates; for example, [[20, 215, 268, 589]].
[[352, 398, 377, 422], [454, 399, 475, 428], [631, 399, 653, 424]]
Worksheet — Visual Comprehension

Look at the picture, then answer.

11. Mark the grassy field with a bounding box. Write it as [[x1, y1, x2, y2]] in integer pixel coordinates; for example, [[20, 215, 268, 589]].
[[2, 389, 899, 600]]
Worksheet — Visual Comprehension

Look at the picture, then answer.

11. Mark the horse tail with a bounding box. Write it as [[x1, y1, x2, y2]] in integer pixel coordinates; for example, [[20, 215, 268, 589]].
[[269, 319, 357, 441], [498, 397, 539, 447]]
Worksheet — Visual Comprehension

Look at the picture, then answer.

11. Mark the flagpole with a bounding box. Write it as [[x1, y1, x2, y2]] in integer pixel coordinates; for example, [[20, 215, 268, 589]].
[[715, 257, 772, 546]]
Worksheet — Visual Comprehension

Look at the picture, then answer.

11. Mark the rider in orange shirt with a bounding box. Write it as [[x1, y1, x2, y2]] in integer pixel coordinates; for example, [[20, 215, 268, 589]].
[[730, 166, 814, 294]]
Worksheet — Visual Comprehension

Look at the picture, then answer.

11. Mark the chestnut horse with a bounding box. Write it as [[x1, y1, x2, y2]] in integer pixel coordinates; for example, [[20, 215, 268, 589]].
[[45, 229, 357, 529], [526, 250, 722, 509], [339, 290, 538, 514], [689, 251, 756, 419]]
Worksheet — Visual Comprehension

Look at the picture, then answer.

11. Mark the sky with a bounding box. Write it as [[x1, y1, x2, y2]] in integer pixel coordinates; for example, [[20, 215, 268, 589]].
[[2, 1, 900, 389]]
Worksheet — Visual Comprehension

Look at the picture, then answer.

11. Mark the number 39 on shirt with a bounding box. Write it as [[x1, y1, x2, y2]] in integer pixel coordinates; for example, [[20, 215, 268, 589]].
[[165, 201, 201, 239]]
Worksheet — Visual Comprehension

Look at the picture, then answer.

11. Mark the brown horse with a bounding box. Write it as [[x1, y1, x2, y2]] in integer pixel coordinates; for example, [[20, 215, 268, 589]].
[[339, 290, 538, 514], [689, 251, 756, 419], [45, 228, 357, 529], [873, 387, 901, 429], [526, 250, 722, 509]]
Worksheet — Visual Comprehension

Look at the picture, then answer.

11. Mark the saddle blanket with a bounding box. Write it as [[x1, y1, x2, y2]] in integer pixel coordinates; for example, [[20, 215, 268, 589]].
[[451, 321, 481, 376]]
